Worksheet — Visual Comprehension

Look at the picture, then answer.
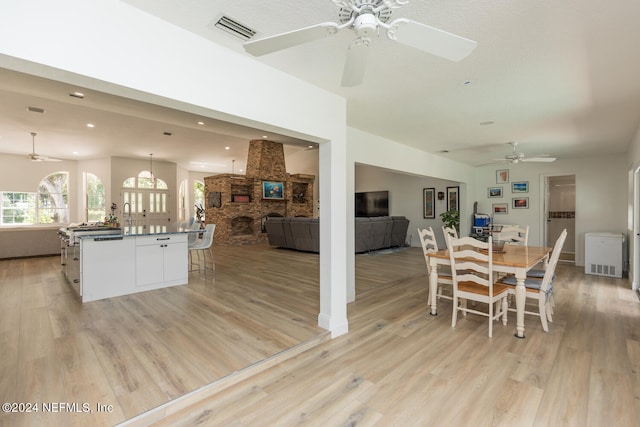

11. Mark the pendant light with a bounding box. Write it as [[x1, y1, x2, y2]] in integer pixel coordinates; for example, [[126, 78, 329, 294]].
[[149, 153, 156, 184]]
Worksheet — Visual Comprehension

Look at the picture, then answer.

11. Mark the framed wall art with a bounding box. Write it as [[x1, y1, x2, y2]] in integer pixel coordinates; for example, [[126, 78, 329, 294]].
[[512, 181, 529, 193], [446, 186, 459, 212], [492, 203, 508, 215], [423, 188, 435, 219], [513, 197, 529, 209], [488, 187, 503, 198], [262, 181, 284, 200], [496, 169, 509, 184]]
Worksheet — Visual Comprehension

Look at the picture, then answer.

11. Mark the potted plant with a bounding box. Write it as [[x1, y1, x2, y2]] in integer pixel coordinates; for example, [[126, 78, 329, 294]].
[[440, 209, 460, 233]]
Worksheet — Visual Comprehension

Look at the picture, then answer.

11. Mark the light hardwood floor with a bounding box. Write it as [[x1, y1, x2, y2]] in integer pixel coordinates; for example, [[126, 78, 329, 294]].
[[1, 245, 639, 426]]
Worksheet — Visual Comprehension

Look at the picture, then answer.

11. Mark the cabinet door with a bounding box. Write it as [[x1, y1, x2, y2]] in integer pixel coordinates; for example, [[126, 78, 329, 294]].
[[82, 238, 136, 302], [163, 241, 188, 283], [135, 244, 165, 287]]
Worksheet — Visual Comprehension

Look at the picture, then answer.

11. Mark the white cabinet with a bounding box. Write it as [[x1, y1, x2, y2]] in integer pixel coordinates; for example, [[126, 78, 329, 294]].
[[81, 237, 136, 302], [135, 234, 188, 288]]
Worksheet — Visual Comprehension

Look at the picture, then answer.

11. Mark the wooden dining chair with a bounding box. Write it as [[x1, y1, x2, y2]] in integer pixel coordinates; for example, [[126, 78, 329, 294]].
[[417, 227, 453, 305], [442, 225, 458, 240], [497, 229, 567, 332], [447, 234, 509, 338]]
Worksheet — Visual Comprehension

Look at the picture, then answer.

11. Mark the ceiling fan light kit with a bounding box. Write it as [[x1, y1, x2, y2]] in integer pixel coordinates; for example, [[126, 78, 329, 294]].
[[243, 0, 477, 87]]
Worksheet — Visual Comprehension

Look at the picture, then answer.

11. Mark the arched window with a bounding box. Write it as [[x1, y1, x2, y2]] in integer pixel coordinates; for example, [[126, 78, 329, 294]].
[[178, 179, 187, 221], [86, 173, 106, 222], [37, 172, 69, 224]]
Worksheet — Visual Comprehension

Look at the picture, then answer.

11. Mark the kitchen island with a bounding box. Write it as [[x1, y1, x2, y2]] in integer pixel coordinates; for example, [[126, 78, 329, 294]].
[[60, 225, 195, 303]]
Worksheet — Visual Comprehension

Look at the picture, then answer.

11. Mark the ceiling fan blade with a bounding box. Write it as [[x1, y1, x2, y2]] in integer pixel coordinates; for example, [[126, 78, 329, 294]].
[[29, 154, 61, 162], [388, 18, 477, 61], [244, 22, 340, 56], [341, 38, 370, 87], [522, 157, 556, 163]]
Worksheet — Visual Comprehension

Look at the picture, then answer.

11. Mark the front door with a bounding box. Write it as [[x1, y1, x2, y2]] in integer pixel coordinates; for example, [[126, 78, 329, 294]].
[[122, 189, 170, 232]]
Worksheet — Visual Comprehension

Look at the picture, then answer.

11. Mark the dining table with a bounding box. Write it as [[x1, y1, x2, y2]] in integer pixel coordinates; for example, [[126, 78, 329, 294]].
[[427, 243, 552, 338]]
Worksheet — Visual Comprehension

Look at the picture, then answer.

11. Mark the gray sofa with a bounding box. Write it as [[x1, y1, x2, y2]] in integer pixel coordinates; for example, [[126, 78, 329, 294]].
[[265, 216, 409, 253]]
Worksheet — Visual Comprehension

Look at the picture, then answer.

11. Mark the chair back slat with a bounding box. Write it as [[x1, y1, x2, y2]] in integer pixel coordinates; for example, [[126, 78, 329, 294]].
[[446, 234, 493, 289]]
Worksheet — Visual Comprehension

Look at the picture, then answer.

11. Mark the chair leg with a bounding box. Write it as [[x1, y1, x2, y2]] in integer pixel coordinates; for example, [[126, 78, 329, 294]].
[[451, 295, 458, 328], [501, 297, 508, 326], [488, 300, 493, 338], [538, 296, 549, 332]]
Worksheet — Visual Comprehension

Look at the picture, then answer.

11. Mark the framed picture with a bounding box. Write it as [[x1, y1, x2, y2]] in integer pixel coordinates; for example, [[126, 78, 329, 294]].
[[488, 187, 503, 198], [207, 191, 221, 208], [493, 203, 508, 214], [446, 186, 459, 212], [262, 181, 284, 200], [513, 197, 529, 209], [512, 181, 529, 193], [423, 188, 435, 219], [496, 169, 509, 184]]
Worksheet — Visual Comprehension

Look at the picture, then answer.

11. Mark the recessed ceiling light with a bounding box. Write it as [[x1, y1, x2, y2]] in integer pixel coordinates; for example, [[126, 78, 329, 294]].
[[86, 123, 95, 128], [73, 151, 79, 155], [225, 146, 230, 150], [69, 92, 85, 99], [262, 135, 268, 139], [197, 121, 204, 125]]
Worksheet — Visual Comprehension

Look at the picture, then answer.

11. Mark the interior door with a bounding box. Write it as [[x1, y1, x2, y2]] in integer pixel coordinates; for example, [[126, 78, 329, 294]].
[[545, 175, 576, 262]]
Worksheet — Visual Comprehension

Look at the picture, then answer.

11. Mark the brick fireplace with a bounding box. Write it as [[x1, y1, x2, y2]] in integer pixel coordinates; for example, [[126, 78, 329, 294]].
[[204, 140, 315, 245]]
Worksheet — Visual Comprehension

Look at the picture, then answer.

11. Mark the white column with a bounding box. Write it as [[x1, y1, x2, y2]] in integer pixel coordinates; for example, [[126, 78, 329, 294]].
[[318, 138, 349, 338]]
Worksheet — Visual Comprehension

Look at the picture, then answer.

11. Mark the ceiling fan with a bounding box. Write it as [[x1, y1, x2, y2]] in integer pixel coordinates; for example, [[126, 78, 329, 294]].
[[28, 132, 61, 162], [243, 0, 477, 87], [497, 142, 556, 164]]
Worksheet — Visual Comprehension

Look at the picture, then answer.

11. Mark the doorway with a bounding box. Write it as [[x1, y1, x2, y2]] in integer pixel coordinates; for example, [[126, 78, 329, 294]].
[[544, 175, 576, 263]]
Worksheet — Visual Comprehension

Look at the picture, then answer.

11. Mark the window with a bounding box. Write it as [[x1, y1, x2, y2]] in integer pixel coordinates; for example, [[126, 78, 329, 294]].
[[1, 192, 36, 224], [1, 172, 69, 225], [123, 171, 167, 189], [178, 180, 187, 220], [194, 180, 204, 221], [37, 172, 69, 223], [86, 173, 106, 222]]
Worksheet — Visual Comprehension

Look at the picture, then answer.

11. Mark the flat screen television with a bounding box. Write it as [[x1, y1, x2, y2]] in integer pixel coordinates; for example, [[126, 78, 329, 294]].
[[355, 190, 389, 217]]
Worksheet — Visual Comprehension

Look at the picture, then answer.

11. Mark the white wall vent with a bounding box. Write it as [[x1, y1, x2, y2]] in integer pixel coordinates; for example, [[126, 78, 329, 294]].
[[589, 263, 616, 277], [211, 15, 256, 40]]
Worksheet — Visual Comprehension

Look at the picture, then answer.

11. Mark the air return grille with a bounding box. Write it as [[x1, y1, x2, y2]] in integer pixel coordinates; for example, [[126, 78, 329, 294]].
[[212, 15, 256, 40]]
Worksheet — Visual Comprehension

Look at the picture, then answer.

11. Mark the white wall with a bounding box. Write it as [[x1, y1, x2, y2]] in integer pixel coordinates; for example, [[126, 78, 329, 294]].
[[474, 155, 627, 266]]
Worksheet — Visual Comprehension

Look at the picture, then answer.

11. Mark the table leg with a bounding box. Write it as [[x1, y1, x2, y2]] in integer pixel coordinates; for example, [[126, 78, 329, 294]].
[[428, 259, 438, 316], [514, 270, 526, 338]]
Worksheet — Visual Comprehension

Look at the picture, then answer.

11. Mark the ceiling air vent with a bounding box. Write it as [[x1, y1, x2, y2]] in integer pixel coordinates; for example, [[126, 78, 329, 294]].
[[27, 106, 45, 113], [212, 15, 256, 40]]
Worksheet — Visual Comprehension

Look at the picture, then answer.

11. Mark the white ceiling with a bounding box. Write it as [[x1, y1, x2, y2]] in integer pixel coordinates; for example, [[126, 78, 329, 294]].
[[1, 0, 640, 171]]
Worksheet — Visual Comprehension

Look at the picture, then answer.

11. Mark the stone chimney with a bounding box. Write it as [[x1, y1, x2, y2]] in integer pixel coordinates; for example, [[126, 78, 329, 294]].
[[245, 139, 287, 181]]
